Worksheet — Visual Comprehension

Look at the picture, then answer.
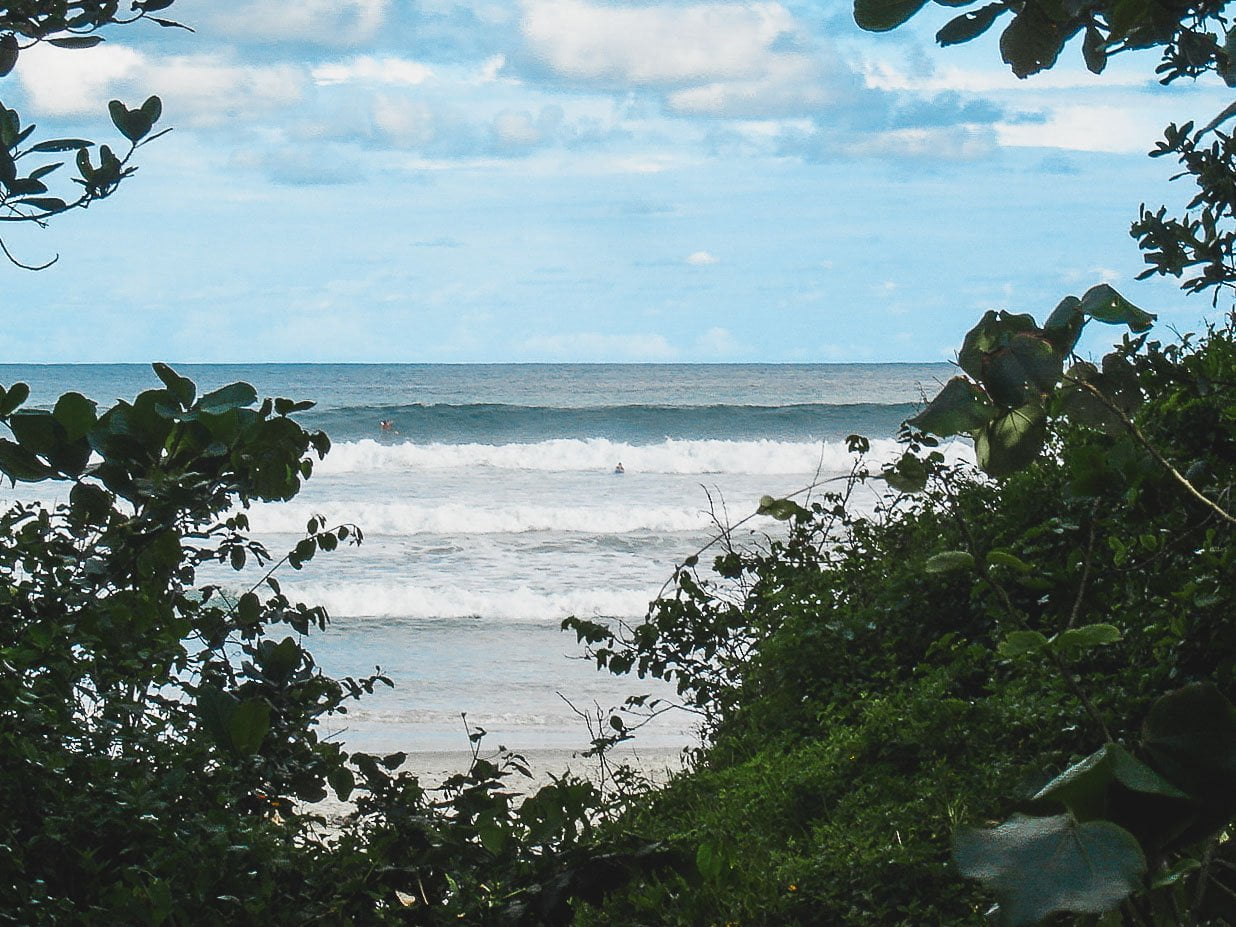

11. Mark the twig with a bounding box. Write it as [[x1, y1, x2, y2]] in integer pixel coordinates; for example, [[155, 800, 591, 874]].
[[1069, 377, 1236, 525]]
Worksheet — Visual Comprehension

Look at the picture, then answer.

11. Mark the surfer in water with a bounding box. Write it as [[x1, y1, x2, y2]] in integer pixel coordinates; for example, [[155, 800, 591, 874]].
[[614, 462, 625, 474], [379, 419, 396, 433]]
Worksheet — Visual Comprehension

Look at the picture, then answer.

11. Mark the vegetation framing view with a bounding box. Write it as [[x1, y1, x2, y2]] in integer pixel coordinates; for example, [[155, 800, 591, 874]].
[[3, 0, 1236, 924]]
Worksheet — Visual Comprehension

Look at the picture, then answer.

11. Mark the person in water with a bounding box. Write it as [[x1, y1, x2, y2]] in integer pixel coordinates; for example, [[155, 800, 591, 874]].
[[614, 462, 625, 474], [379, 419, 395, 433]]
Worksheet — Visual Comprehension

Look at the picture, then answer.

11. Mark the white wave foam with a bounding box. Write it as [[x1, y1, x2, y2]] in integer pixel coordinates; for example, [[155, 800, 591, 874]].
[[316, 436, 905, 476], [286, 582, 652, 621], [244, 500, 717, 535]]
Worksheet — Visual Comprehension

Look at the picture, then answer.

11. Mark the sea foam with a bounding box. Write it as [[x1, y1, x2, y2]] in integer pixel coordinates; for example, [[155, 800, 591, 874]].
[[316, 436, 906, 476]]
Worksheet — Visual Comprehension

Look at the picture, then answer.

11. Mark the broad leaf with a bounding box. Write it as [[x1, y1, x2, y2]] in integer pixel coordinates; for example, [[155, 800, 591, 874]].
[[1052, 623, 1122, 654], [52, 392, 97, 442], [958, 310, 1039, 381], [981, 333, 1062, 407], [854, 0, 931, 32], [1142, 684, 1236, 820], [975, 402, 1047, 477], [0, 34, 17, 78], [1043, 296, 1084, 353], [998, 630, 1049, 659], [1078, 284, 1155, 332], [999, 5, 1066, 78], [152, 362, 195, 408], [197, 382, 258, 414], [229, 699, 270, 755], [955, 813, 1145, 925], [908, 376, 995, 437], [925, 550, 975, 573], [1034, 742, 1187, 822], [937, 3, 1005, 46]]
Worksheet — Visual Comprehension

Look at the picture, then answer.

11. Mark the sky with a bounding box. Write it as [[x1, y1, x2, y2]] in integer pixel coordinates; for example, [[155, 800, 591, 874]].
[[0, 0, 1232, 363]]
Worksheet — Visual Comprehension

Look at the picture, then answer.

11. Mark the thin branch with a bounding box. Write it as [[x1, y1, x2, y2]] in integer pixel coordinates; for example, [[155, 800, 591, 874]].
[[0, 237, 57, 270], [1069, 377, 1236, 525]]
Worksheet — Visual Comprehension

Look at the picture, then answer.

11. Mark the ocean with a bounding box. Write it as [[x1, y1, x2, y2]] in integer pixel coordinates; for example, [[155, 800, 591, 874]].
[[0, 363, 950, 756]]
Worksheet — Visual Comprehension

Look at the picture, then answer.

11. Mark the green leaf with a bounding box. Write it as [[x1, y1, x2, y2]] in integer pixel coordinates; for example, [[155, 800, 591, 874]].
[[937, 3, 1005, 46], [9, 410, 62, 457], [52, 392, 97, 442], [140, 95, 163, 124], [196, 382, 257, 414], [1033, 743, 1187, 822], [328, 765, 355, 802], [975, 402, 1047, 477], [0, 438, 55, 482], [29, 138, 93, 153], [1043, 296, 1084, 353], [954, 813, 1146, 925], [925, 550, 975, 573], [197, 685, 238, 749], [1083, 24, 1107, 74], [999, 5, 1066, 78], [1141, 684, 1236, 817], [958, 310, 1039, 381], [229, 699, 270, 755], [987, 549, 1033, 573], [1078, 284, 1155, 332], [17, 196, 67, 212], [0, 381, 29, 415], [48, 36, 105, 48], [881, 451, 929, 493], [0, 34, 18, 78], [853, 0, 931, 32], [1052, 623, 1122, 654], [908, 377, 996, 437], [998, 630, 1050, 659], [108, 99, 153, 143], [757, 496, 808, 520], [981, 333, 1063, 407], [237, 591, 261, 626], [151, 363, 195, 408]]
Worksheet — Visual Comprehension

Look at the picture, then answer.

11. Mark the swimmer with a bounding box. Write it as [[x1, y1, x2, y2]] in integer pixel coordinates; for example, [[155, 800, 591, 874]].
[[614, 462, 625, 474], [379, 419, 395, 433]]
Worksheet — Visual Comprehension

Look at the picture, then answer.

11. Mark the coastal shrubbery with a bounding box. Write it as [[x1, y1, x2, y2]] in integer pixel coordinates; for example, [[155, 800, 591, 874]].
[[568, 312, 1236, 926]]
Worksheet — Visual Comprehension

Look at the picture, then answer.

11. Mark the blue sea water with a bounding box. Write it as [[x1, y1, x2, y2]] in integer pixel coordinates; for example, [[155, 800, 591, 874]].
[[0, 363, 952, 753]]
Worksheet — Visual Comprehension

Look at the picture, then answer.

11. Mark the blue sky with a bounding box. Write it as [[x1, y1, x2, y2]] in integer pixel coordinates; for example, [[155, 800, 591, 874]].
[[0, 0, 1231, 363]]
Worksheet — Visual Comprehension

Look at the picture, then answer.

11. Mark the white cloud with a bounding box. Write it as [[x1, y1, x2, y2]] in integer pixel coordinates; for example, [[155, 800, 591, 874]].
[[518, 331, 678, 360], [18, 44, 306, 125], [520, 0, 797, 86], [996, 105, 1153, 153], [478, 55, 507, 84], [372, 95, 438, 146], [667, 54, 847, 117], [686, 250, 719, 265], [17, 43, 143, 115], [312, 56, 433, 87], [695, 326, 739, 356], [206, 0, 391, 45]]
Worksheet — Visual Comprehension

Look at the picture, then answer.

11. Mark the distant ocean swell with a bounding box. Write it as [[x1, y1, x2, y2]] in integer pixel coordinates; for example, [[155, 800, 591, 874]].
[[286, 582, 654, 621], [244, 501, 723, 536], [314, 436, 906, 475], [304, 401, 918, 444]]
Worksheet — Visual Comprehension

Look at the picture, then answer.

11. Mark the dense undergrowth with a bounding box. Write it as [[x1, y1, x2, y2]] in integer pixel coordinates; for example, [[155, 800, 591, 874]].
[[568, 319, 1236, 925], [3, 317, 1236, 925]]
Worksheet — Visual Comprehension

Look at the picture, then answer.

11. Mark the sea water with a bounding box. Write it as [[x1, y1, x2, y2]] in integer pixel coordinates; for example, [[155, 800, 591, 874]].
[[0, 363, 951, 754]]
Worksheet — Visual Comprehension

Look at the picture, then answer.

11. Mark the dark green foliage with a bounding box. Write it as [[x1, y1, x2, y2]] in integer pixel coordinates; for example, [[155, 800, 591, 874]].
[[569, 318, 1236, 925], [0, 366, 674, 925]]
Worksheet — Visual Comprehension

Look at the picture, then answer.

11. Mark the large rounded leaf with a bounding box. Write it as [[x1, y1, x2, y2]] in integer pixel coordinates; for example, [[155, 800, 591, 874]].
[[975, 402, 1047, 477], [955, 813, 1145, 925], [854, 0, 930, 32], [908, 376, 995, 437]]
